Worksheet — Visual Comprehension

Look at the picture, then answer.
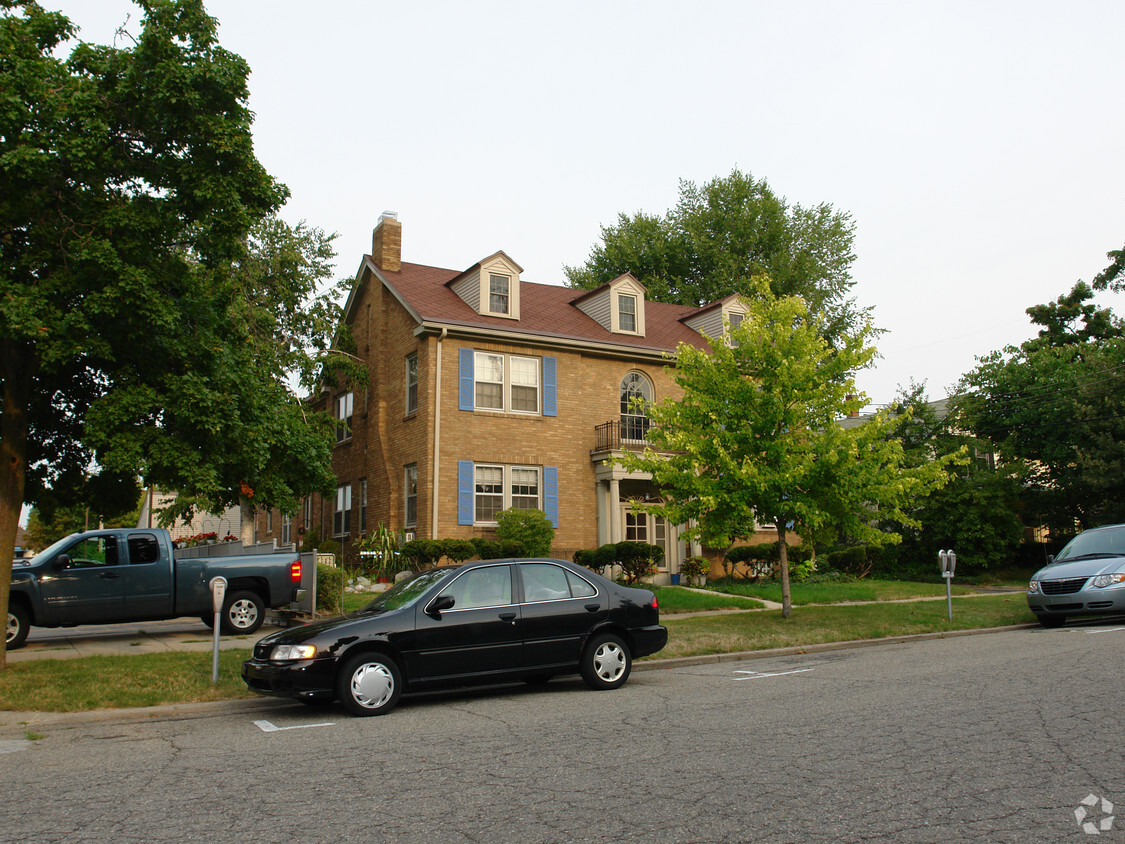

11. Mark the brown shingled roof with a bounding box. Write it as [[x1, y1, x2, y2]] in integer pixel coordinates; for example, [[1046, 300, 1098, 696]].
[[371, 259, 709, 354]]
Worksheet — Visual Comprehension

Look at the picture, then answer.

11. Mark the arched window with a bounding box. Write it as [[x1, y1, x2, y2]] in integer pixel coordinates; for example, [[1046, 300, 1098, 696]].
[[620, 372, 652, 442]]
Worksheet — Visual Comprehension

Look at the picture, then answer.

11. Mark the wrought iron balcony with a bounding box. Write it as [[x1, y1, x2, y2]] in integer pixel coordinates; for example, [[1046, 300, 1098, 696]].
[[593, 419, 651, 453]]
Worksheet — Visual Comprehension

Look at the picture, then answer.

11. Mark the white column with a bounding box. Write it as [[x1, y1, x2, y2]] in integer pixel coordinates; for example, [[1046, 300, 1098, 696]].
[[608, 477, 621, 544]]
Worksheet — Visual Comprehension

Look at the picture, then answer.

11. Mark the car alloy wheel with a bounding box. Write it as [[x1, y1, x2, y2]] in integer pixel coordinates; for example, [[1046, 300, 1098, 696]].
[[6, 605, 30, 650], [221, 590, 265, 635]]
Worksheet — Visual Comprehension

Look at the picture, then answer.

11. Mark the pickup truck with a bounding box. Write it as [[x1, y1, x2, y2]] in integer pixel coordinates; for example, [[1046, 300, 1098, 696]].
[[6, 528, 305, 650]]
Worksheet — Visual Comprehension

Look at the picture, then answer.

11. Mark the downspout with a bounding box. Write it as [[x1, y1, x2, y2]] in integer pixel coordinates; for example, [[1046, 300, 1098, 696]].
[[431, 327, 447, 539]]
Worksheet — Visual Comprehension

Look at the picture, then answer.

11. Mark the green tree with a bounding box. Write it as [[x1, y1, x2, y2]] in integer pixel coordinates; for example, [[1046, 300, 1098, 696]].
[[0, 1, 350, 668], [958, 281, 1125, 534], [617, 288, 954, 616], [886, 384, 1023, 573], [564, 169, 867, 344]]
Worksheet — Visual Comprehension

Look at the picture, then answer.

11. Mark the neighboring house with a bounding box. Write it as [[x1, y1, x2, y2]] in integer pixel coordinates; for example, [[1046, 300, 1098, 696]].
[[138, 489, 243, 544], [259, 212, 766, 582]]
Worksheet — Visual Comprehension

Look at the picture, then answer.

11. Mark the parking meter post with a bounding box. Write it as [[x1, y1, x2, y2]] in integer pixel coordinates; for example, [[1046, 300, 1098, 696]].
[[938, 551, 955, 621], [209, 577, 228, 683]]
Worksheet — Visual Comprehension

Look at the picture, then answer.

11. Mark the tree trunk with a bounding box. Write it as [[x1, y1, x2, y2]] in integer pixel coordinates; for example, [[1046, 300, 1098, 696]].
[[0, 345, 34, 671], [777, 523, 793, 618], [239, 497, 255, 548]]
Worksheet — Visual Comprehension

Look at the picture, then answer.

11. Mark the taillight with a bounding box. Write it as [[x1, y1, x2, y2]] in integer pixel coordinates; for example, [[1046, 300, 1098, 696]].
[[290, 560, 302, 583], [651, 594, 659, 610]]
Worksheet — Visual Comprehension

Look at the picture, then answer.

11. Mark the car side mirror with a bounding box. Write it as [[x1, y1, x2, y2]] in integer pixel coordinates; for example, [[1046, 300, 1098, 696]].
[[1047, 555, 1055, 564], [426, 595, 455, 617], [53, 553, 72, 570]]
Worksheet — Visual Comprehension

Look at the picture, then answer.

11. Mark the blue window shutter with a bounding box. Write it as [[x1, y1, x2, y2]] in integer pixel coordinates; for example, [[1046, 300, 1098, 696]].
[[542, 356, 557, 417], [544, 466, 559, 528], [458, 461, 474, 525], [459, 348, 474, 411]]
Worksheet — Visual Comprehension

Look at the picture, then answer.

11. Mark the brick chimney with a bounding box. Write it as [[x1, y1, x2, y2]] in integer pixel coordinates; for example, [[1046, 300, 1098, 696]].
[[372, 211, 401, 272]]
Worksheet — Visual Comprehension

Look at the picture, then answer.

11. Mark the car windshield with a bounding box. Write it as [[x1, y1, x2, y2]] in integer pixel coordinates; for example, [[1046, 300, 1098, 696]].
[[359, 568, 451, 613], [1054, 526, 1125, 563], [28, 535, 79, 566]]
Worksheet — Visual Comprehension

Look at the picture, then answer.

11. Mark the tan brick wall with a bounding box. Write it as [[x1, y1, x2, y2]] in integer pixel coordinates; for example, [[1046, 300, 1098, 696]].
[[298, 265, 688, 564]]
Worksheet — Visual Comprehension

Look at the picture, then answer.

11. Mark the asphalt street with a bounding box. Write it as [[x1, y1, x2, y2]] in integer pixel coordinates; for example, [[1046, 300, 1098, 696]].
[[2, 623, 1122, 842]]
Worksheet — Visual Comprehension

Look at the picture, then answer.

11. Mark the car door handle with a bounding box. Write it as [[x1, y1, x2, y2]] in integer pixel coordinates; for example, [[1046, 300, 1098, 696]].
[[98, 572, 121, 579], [498, 612, 517, 623], [585, 603, 601, 612]]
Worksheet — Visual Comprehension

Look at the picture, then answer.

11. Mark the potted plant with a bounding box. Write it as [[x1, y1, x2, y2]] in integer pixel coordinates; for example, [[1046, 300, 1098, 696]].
[[679, 556, 710, 587]]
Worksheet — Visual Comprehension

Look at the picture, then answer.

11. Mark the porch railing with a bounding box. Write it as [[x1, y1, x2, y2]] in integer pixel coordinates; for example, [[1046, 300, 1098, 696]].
[[593, 419, 651, 452]]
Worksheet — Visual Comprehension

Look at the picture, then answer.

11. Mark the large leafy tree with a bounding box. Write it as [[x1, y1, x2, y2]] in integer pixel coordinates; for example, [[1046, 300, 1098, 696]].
[[885, 383, 1023, 573], [618, 288, 953, 616], [564, 169, 867, 344], [958, 281, 1125, 535], [0, 1, 347, 666]]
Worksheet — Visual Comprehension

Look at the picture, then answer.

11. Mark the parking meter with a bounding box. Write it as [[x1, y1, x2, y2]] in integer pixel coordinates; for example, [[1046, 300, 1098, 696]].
[[938, 551, 956, 620], [210, 577, 227, 682]]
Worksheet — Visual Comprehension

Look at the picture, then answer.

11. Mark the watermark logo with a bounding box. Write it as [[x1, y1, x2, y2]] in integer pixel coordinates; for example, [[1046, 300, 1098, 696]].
[[1075, 794, 1115, 836]]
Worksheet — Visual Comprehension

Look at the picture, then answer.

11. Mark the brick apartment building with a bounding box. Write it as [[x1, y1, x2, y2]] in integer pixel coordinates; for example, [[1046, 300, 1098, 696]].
[[257, 213, 757, 581]]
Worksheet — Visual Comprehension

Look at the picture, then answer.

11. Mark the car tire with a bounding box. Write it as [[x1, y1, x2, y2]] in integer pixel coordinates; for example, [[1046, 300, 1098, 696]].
[[580, 633, 632, 691], [336, 653, 402, 716], [220, 590, 265, 635], [1040, 614, 1066, 628], [6, 604, 30, 651], [200, 614, 214, 629]]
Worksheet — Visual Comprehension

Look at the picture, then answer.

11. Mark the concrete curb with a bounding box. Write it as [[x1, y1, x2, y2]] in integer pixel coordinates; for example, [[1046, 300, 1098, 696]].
[[0, 622, 1037, 736]]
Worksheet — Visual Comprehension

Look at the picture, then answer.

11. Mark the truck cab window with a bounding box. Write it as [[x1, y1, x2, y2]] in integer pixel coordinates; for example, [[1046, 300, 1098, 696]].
[[69, 536, 119, 567], [128, 535, 161, 564]]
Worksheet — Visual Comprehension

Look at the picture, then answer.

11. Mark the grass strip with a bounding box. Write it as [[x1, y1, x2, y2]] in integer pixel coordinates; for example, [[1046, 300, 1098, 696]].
[[0, 650, 255, 713], [654, 594, 1034, 659], [704, 579, 985, 606]]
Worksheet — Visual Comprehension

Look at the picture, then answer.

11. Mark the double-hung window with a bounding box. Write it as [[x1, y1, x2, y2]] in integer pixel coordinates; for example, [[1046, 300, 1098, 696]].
[[618, 293, 637, 332], [359, 478, 368, 534], [474, 353, 504, 410], [474, 465, 505, 523], [489, 274, 510, 315], [509, 356, 539, 413], [405, 354, 419, 415], [335, 392, 354, 443], [334, 483, 352, 537]]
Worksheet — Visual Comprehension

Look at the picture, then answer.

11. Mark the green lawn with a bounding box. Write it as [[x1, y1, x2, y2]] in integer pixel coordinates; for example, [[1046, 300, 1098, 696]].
[[703, 578, 986, 606]]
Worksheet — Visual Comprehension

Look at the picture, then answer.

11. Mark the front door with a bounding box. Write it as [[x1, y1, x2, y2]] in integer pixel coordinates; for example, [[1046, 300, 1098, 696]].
[[411, 564, 523, 683], [38, 534, 126, 624]]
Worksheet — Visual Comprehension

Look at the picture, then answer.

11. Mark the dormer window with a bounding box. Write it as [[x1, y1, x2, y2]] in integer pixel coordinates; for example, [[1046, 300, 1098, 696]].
[[489, 274, 510, 315], [448, 251, 522, 320], [618, 294, 637, 332]]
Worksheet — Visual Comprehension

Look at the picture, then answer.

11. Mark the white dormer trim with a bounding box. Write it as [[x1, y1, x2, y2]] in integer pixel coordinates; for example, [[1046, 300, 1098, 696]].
[[683, 294, 748, 344], [449, 251, 522, 320], [574, 272, 646, 337]]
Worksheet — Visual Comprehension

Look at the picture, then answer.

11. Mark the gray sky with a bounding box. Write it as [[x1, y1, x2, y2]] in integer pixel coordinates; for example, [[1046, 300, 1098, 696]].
[[62, 0, 1125, 407]]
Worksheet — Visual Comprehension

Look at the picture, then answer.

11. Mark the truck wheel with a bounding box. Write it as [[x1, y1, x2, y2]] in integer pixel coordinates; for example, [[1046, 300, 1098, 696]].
[[336, 653, 402, 716], [220, 590, 265, 635], [6, 604, 30, 650]]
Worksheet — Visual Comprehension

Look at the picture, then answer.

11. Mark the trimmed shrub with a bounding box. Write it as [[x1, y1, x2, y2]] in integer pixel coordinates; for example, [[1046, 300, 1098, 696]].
[[400, 538, 445, 568], [573, 549, 596, 569], [315, 562, 346, 615], [615, 541, 659, 584], [594, 544, 618, 569], [495, 508, 554, 557], [442, 539, 476, 563]]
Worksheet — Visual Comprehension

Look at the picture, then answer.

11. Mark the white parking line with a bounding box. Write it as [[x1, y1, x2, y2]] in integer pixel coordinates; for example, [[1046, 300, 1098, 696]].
[[254, 719, 335, 733], [734, 668, 814, 681], [1086, 627, 1125, 635]]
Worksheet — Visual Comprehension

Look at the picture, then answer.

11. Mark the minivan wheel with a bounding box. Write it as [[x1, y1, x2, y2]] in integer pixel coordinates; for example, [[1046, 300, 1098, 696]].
[[580, 633, 632, 690], [336, 653, 402, 716]]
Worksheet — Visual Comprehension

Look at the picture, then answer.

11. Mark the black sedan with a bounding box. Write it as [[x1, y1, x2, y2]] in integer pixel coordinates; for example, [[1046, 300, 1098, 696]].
[[242, 557, 668, 716]]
